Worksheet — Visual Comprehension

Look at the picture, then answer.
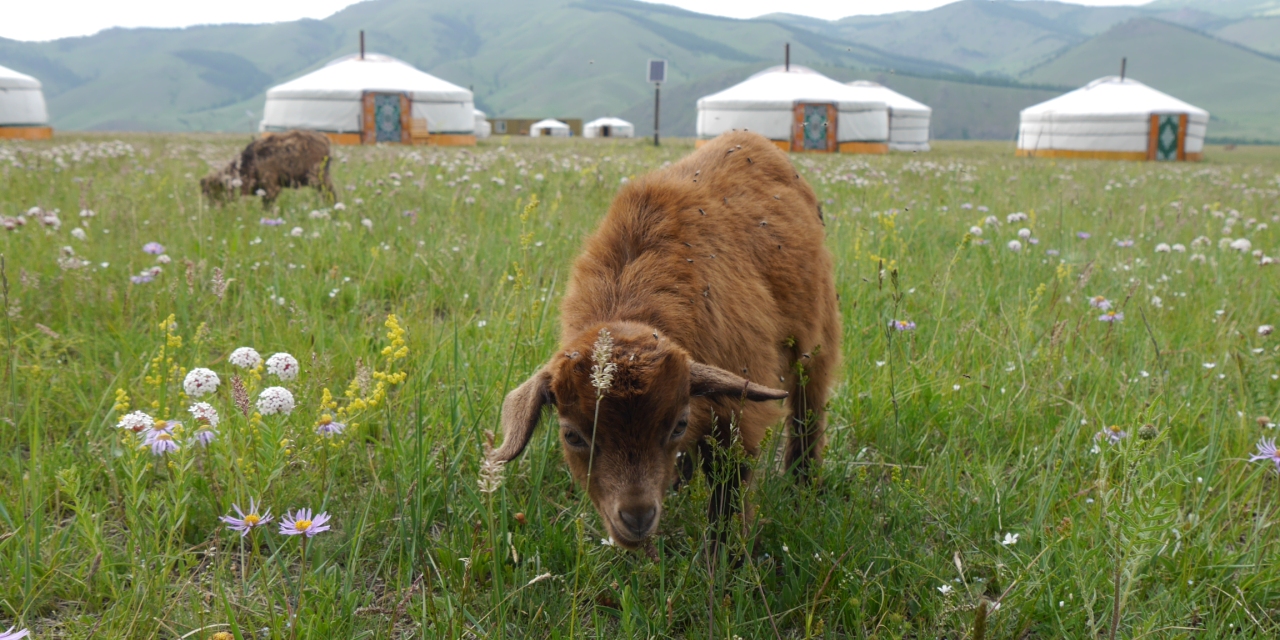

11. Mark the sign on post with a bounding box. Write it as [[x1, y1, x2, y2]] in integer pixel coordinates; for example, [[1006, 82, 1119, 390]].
[[648, 60, 667, 146]]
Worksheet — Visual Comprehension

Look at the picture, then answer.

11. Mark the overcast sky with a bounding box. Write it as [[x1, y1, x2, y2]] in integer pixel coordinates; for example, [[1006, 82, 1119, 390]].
[[1, 0, 1152, 42]]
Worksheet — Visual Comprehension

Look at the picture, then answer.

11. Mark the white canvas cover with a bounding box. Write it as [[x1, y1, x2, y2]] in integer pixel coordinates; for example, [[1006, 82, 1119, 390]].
[[260, 54, 475, 134], [0, 64, 50, 127], [847, 81, 931, 151], [530, 119, 571, 137], [584, 117, 634, 138], [1018, 76, 1208, 154], [474, 109, 491, 139], [697, 65, 888, 144]]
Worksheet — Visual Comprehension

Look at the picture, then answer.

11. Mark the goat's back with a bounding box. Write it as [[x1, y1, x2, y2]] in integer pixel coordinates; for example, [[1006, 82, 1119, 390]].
[[563, 131, 838, 381]]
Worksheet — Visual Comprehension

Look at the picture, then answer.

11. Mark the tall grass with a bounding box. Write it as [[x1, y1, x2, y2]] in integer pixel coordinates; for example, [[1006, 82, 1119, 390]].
[[0, 134, 1277, 638]]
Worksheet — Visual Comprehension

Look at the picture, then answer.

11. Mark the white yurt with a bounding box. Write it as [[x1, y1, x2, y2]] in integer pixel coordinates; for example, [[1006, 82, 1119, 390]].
[[530, 119, 571, 137], [0, 64, 52, 139], [260, 53, 475, 145], [1018, 76, 1208, 161], [696, 65, 889, 153], [847, 81, 931, 152], [474, 109, 491, 139], [584, 117, 635, 138]]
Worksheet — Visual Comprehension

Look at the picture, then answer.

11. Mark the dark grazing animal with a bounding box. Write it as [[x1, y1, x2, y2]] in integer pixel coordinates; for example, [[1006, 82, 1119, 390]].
[[201, 130, 335, 207], [493, 131, 841, 549]]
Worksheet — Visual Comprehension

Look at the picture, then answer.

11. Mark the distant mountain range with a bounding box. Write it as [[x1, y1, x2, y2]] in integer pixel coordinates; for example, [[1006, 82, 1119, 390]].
[[1, 0, 1278, 142]]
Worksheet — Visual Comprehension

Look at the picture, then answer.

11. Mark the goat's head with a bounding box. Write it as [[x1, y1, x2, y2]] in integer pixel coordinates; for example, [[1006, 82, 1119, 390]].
[[492, 321, 786, 548], [200, 162, 242, 204]]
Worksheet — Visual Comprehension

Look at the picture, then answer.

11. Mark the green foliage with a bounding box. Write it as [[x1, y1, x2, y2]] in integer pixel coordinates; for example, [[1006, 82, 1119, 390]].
[[0, 134, 1278, 638]]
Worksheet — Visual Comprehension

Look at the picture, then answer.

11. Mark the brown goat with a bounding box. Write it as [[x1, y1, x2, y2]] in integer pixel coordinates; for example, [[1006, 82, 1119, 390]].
[[200, 130, 335, 207], [494, 131, 841, 549]]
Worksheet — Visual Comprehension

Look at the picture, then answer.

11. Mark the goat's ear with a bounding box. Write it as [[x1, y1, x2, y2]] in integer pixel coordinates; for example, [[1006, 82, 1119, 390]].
[[492, 368, 554, 463], [689, 362, 788, 401]]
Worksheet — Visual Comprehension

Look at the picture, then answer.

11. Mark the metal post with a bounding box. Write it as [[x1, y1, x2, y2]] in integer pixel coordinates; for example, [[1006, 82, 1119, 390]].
[[654, 84, 660, 147], [360, 31, 365, 59], [1120, 57, 1126, 81], [785, 43, 790, 71]]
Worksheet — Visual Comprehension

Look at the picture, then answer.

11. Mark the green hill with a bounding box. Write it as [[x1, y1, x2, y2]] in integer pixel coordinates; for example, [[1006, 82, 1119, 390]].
[[1021, 17, 1280, 142], [1212, 16, 1280, 54], [0, 0, 1277, 141], [0, 0, 960, 134]]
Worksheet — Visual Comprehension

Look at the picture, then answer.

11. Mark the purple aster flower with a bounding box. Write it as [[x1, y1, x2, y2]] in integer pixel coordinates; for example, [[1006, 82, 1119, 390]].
[[221, 499, 273, 536], [890, 319, 916, 332], [1098, 310, 1124, 323], [193, 428, 217, 446], [260, 217, 285, 226], [315, 416, 346, 437], [279, 508, 331, 537], [1046, 249, 1060, 256], [0, 626, 30, 640], [1076, 232, 1091, 239], [1089, 296, 1112, 310], [146, 432, 179, 456], [1251, 438, 1280, 470], [1115, 239, 1135, 248], [143, 242, 165, 254], [1096, 426, 1127, 445], [130, 273, 155, 285]]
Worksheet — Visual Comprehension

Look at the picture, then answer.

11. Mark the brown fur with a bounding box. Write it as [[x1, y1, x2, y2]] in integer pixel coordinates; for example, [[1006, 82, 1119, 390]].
[[200, 130, 335, 207], [494, 131, 841, 549]]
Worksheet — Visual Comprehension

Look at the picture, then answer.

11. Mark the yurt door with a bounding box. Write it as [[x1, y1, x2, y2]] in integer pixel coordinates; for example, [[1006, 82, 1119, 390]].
[[1148, 114, 1188, 161], [792, 103, 837, 153], [361, 92, 412, 145]]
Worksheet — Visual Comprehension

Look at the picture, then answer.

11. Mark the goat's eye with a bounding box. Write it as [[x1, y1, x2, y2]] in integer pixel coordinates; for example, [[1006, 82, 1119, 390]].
[[563, 430, 587, 449], [670, 419, 689, 441]]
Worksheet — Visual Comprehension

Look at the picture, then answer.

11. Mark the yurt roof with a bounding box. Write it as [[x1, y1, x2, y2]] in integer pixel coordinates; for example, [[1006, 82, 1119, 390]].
[[698, 65, 885, 111], [265, 54, 471, 102], [0, 64, 42, 90], [585, 117, 632, 128], [1022, 76, 1207, 119], [531, 118, 570, 129], [846, 81, 931, 115], [474, 108, 487, 117]]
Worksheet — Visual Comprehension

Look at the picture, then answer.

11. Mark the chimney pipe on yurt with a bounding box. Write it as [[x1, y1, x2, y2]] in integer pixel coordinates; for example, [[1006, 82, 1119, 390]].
[[360, 31, 365, 60], [1120, 57, 1126, 81], [785, 43, 790, 71]]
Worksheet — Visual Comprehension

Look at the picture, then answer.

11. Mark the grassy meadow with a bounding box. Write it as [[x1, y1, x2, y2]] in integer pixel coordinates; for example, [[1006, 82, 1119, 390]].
[[1, 134, 1278, 639]]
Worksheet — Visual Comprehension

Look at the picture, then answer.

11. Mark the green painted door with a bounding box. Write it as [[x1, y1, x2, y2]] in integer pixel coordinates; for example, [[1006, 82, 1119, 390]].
[[374, 94, 403, 143], [1155, 114, 1179, 161], [802, 104, 830, 151]]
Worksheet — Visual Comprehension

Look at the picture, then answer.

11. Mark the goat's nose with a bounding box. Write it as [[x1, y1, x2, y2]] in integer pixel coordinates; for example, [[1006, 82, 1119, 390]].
[[618, 506, 657, 538]]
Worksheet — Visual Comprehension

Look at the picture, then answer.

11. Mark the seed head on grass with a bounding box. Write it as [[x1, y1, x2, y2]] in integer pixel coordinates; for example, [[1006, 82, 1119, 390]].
[[279, 509, 331, 537], [231, 376, 251, 417], [479, 430, 505, 494], [221, 499, 273, 536], [590, 328, 617, 393]]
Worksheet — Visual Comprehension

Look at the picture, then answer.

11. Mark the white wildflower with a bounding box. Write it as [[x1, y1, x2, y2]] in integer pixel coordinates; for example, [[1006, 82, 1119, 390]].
[[182, 367, 220, 398], [256, 386, 296, 416], [229, 347, 262, 369], [265, 352, 299, 381]]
